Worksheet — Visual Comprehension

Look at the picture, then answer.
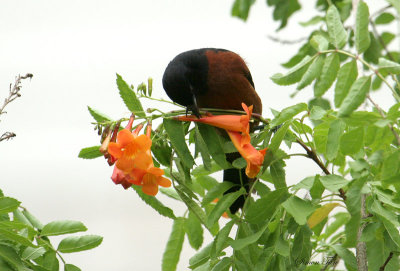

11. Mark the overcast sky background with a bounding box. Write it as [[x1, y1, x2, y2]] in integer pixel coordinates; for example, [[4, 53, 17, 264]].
[[0, 0, 394, 270]]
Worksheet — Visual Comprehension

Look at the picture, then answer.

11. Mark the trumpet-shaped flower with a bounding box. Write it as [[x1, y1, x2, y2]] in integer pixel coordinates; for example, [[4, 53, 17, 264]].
[[176, 103, 252, 134], [227, 130, 267, 178]]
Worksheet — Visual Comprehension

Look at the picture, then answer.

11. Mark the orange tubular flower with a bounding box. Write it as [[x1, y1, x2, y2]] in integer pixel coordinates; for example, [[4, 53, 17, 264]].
[[227, 130, 267, 178], [176, 103, 253, 134]]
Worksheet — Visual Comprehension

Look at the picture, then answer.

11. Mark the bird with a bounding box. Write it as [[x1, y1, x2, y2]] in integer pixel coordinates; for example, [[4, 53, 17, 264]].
[[162, 48, 262, 213]]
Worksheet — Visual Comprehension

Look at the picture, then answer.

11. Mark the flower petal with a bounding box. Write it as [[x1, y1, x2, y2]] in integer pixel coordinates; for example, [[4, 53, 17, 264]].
[[157, 176, 171, 187], [117, 129, 135, 147], [107, 143, 123, 158], [142, 173, 159, 196], [177, 115, 244, 132], [111, 166, 132, 189]]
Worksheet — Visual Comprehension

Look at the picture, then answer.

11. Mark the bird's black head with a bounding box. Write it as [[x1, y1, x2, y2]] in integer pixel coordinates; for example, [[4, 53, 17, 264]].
[[162, 49, 209, 108]]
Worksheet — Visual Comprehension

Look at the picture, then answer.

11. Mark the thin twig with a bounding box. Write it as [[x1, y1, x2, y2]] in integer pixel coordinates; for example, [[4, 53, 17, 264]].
[[0, 73, 32, 117], [379, 252, 394, 271], [295, 138, 346, 200], [0, 132, 16, 142], [267, 35, 308, 45], [367, 94, 400, 146]]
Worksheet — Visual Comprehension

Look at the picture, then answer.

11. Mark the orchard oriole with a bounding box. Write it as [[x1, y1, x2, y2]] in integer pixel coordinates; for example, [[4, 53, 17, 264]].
[[163, 48, 262, 213]]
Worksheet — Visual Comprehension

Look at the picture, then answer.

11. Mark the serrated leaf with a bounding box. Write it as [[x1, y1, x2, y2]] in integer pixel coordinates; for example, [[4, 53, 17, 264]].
[[162, 217, 185, 271], [355, 1, 371, 53], [57, 235, 103, 253], [378, 58, 400, 74], [340, 127, 364, 155], [41, 220, 87, 236], [87, 106, 112, 123], [326, 5, 348, 48], [297, 55, 325, 90], [186, 211, 203, 250], [270, 103, 307, 127], [22, 247, 46, 260], [268, 121, 291, 152], [326, 119, 345, 161], [132, 186, 176, 219], [202, 182, 235, 206], [207, 188, 244, 228], [163, 119, 195, 169], [0, 228, 36, 247], [0, 197, 20, 214], [194, 125, 212, 171], [78, 146, 102, 159], [334, 60, 358, 108], [116, 73, 145, 117], [231, 0, 255, 21], [197, 123, 230, 169], [189, 242, 213, 268], [319, 174, 348, 192], [307, 203, 340, 228], [270, 56, 314, 86], [338, 76, 371, 117], [266, 0, 301, 30], [292, 225, 312, 262], [282, 196, 315, 225], [314, 53, 340, 97], [211, 220, 235, 259]]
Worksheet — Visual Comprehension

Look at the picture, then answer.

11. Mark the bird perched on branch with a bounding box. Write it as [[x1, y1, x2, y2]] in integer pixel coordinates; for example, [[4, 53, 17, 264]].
[[162, 48, 262, 213]]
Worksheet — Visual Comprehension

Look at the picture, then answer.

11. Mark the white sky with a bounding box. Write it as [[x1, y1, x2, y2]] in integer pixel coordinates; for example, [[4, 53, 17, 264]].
[[0, 0, 393, 270]]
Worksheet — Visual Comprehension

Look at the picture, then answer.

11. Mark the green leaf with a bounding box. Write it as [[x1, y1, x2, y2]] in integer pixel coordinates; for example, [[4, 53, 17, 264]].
[[211, 257, 232, 271], [282, 196, 315, 225], [41, 220, 87, 236], [323, 212, 350, 239], [0, 197, 20, 214], [268, 121, 291, 152], [266, 0, 301, 30], [300, 16, 324, 27], [319, 174, 348, 192], [212, 220, 235, 258], [355, 1, 371, 53], [297, 55, 325, 90], [13, 209, 33, 227], [202, 182, 235, 206], [378, 58, 400, 74], [21, 209, 43, 230], [310, 106, 326, 121], [331, 244, 357, 269], [43, 251, 59, 271], [175, 186, 208, 228], [132, 186, 176, 219], [270, 159, 287, 189], [386, 0, 400, 15], [375, 12, 395, 24], [291, 225, 312, 262], [270, 103, 307, 127], [22, 247, 46, 260], [0, 228, 36, 247], [326, 119, 345, 161], [189, 242, 213, 268], [116, 73, 145, 117], [229, 223, 269, 250], [310, 34, 329, 51], [231, 0, 255, 21], [87, 106, 112, 123], [65, 264, 81, 271], [197, 123, 230, 169], [246, 188, 288, 224], [314, 53, 340, 97], [270, 56, 314, 86], [338, 76, 371, 117], [57, 235, 103, 253], [0, 245, 27, 271], [326, 5, 348, 48], [194, 125, 212, 171], [307, 203, 340, 228], [162, 217, 185, 271], [207, 189, 244, 228], [334, 60, 358, 108], [339, 127, 364, 155], [78, 146, 102, 159], [185, 211, 204, 250], [163, 119, 195, 169]]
